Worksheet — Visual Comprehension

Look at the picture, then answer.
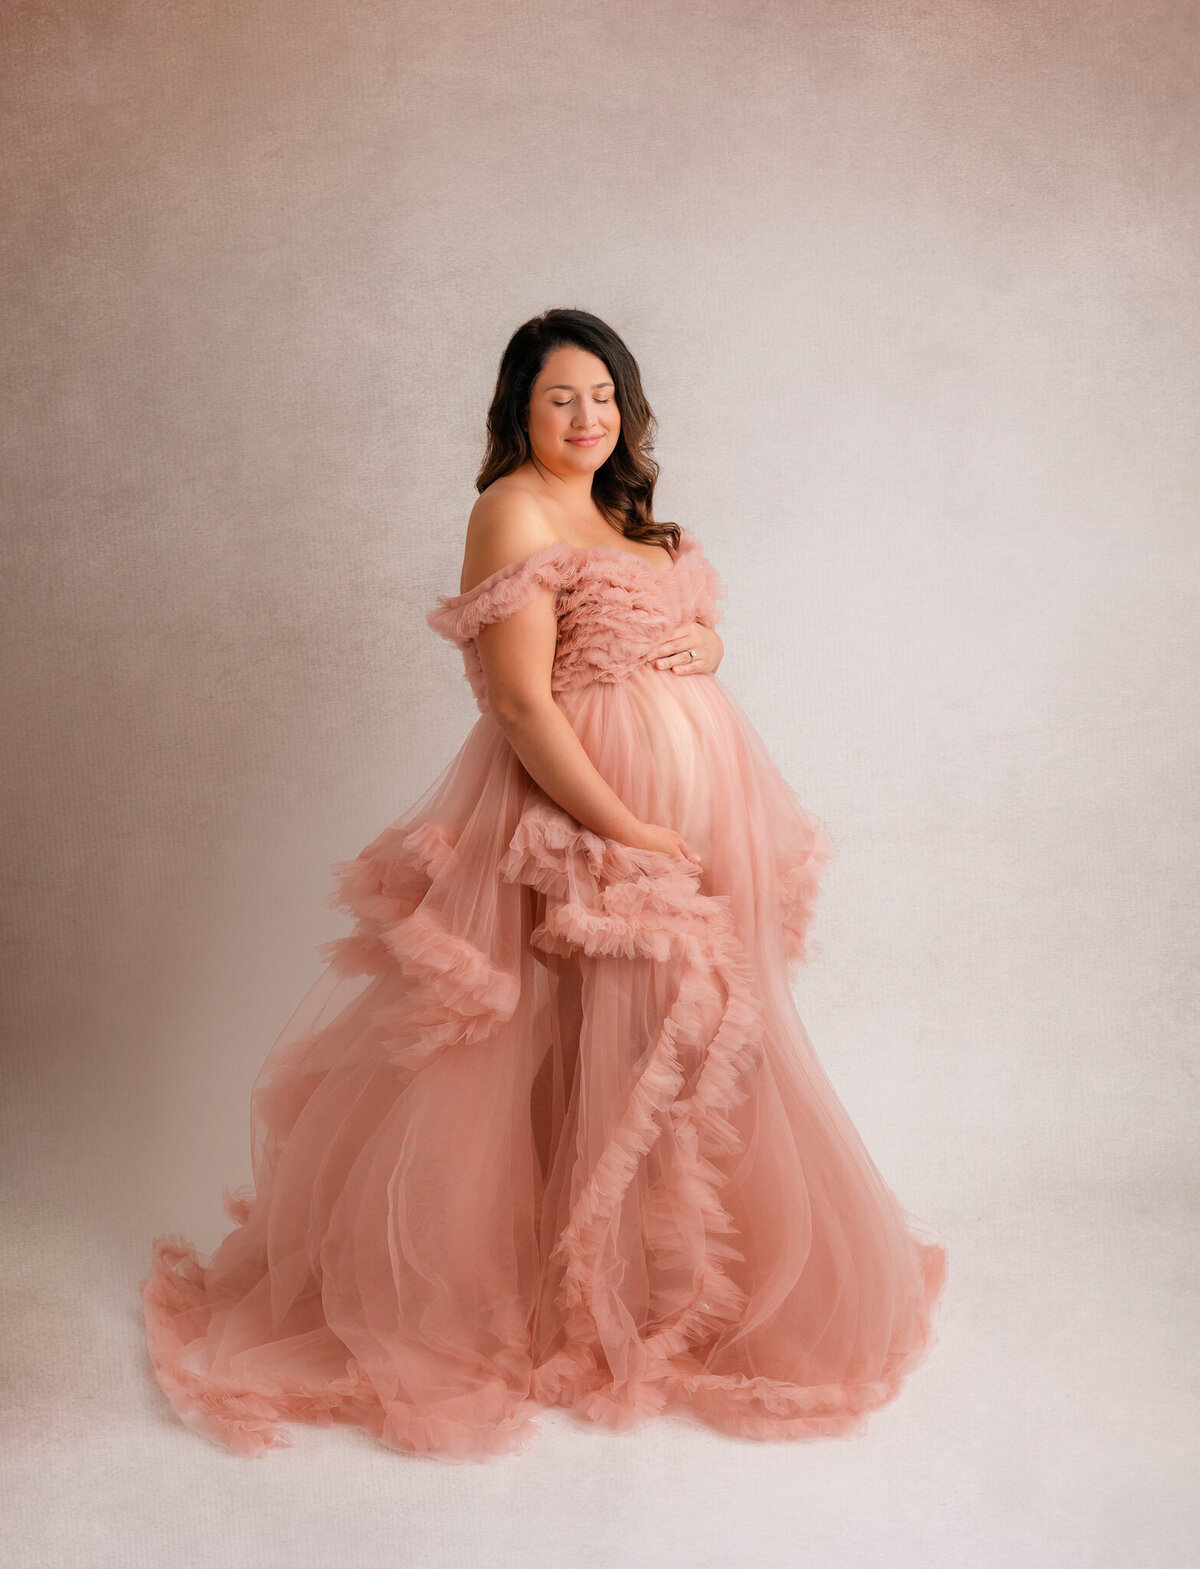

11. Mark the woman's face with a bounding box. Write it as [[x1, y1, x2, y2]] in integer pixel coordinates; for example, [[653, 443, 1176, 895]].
[[525, 344, 621, 479]]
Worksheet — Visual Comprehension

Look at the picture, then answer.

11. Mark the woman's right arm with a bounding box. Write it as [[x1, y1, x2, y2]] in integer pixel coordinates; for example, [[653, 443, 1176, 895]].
[[463, 492, 696, 863]]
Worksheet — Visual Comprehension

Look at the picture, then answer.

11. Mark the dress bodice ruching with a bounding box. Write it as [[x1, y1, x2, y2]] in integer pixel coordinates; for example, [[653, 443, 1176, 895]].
[[426, 526, 726, 713]]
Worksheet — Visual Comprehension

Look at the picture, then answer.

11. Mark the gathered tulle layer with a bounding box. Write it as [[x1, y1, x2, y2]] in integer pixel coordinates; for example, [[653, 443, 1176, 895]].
[[143, 665, 946, 1461]]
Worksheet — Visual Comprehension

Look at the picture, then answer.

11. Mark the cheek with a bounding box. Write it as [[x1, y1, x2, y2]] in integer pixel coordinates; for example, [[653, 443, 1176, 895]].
[[527, 405, 563, 443]]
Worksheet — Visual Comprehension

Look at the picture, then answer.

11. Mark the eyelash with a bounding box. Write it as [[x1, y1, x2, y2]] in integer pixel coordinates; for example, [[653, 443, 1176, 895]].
[[552, 398, 611, 406]]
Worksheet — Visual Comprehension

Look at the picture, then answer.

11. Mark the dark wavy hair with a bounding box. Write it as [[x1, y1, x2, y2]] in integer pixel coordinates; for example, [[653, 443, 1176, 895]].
[[475, 308, 677, 552]]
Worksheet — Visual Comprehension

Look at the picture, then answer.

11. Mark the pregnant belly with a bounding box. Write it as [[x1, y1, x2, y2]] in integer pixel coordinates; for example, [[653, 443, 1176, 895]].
[[554, 666, 735, 866], [553, 665, 835, 968]]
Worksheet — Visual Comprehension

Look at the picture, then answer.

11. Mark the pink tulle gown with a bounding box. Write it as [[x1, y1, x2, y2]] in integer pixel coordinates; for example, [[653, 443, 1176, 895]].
[[142, 525, 947, 1461]]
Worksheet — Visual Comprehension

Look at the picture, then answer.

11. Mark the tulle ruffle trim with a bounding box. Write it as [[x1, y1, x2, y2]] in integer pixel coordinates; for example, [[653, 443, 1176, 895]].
[[142, 1230, 945, 1459], [777, 813, 838, 971], [315, 818, 519, 1065], [314, 781, 834, 1070], [424, 527, 710, 646], [425, 540, 580, 645], [142, 791, 945, 1461]]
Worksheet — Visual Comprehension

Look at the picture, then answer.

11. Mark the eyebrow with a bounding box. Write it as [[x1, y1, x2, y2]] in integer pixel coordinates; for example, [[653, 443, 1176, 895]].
[[544, 381, 614, 391]]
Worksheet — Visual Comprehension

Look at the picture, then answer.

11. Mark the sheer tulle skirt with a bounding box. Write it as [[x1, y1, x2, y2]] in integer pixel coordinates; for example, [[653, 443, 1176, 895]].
[[142, 667, 946, 1460]]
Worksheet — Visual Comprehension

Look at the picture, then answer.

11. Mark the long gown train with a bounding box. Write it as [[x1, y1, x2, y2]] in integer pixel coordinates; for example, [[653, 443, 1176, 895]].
[[141, 525, 947, 1460]]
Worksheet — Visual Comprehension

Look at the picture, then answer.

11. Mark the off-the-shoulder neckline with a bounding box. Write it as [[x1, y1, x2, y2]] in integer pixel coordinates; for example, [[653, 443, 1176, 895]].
[[442, 526, 696, 604]]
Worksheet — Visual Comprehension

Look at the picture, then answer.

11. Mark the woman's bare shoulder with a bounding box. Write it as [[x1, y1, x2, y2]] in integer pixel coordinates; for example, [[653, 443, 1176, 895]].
[[459, 484, 561, 595]]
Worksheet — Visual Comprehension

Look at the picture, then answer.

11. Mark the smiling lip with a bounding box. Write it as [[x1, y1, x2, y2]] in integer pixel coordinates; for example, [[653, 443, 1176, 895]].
[[566, 434, 603, 445]]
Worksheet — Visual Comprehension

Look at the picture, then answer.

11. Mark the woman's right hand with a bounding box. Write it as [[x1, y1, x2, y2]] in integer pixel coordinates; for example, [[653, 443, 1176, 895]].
[[623, 819, 702, 865]]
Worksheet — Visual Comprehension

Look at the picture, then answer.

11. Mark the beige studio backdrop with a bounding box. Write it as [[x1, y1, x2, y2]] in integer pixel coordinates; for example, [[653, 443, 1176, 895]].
[[2, 3, 1197, 1567]]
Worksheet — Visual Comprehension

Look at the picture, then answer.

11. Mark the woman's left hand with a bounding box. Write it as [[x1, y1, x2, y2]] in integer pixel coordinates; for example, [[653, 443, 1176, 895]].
[[652, 620, 723, 675]]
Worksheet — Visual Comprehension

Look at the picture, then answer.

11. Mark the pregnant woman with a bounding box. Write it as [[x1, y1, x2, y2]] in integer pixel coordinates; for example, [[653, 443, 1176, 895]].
[[142, 307, 947, 1461]]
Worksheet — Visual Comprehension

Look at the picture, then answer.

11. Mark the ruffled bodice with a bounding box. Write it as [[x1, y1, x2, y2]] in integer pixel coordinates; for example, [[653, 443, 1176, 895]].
[[426, 526, 726, 713]]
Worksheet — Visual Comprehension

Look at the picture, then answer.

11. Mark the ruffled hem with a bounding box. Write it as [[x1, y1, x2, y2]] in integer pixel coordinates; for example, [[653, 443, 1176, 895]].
[[142, 790, 945, 1462], [142, 1226, 945, 1459], [317, 817, 458, 977], [142, 1235, 375, 1459], [315, 816, 519, 1069], [141, 1236, 544, 1461]]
